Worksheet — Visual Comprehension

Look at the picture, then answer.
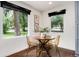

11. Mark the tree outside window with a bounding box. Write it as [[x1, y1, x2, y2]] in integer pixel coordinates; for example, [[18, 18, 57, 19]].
[[51, 15, 64, 32]]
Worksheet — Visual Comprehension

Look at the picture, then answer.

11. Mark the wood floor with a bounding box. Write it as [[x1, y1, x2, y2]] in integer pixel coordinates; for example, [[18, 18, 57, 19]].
[[8, 46, 75, 57]]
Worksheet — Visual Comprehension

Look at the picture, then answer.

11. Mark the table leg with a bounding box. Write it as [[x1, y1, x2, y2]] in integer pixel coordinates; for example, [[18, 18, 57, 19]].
[[46, 50, 51, 57], [43, 46, 51, 57], [38, 39, 51, 57]]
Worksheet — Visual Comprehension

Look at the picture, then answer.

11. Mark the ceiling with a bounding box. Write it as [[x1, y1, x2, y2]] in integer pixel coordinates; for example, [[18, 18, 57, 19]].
[[23, 1, 65, 12]]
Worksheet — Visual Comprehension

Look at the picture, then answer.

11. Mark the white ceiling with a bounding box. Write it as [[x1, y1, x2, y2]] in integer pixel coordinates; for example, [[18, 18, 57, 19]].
[[23, 1, 65, 12]]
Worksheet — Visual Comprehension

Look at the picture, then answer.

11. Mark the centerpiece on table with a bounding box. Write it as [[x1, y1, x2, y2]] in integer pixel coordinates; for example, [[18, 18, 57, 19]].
[[39, 27, 50, 38]]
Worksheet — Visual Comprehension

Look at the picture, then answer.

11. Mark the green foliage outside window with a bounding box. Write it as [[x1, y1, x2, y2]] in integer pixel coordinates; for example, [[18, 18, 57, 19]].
[[19, 12, 28, 32], [3, 8, 28, 38], [51, 15, 63, 32]]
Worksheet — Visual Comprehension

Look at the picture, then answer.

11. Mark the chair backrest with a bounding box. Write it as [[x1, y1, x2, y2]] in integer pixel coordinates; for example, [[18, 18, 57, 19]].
[[55, 35, 60, 46], [47, 35, 60, 46], [26, 36, 30, 47], [26, 36, 35, 45], [26, 35, 40, 48]]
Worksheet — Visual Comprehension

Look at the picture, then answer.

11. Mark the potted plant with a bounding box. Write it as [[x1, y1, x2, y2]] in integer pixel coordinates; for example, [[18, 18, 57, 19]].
[[39, 27, 50, 38]]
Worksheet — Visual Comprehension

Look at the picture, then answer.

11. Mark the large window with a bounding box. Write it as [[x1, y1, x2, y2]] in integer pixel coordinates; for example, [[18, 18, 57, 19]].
[[51, 15, 64, 32], [3, 8, 28, 39]]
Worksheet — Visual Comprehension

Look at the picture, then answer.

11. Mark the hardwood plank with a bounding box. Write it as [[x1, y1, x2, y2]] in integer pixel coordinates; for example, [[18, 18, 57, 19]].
[[7, 46, 75, 57]]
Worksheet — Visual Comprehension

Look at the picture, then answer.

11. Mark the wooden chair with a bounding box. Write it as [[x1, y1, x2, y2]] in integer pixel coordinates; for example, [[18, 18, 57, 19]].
[[26, 36, 39, 56], [47, 35, 61, 56], [27, 36, 39, 48]]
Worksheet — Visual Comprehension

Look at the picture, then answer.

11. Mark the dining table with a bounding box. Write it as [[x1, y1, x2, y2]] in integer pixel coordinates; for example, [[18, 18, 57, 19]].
[[36, 36, 55, 57]]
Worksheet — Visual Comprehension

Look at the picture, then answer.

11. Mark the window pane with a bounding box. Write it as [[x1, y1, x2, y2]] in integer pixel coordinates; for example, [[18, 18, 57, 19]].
[[3, 8, 16, 39], [51, 15, 63, 32], [19, 12, 28, 36]]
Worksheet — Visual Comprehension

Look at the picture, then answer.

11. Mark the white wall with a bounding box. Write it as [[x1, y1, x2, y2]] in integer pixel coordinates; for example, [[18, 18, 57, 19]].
[[0, 1, 42, 56], [0, 36, 29, 57], [42, 2, 75, 50]]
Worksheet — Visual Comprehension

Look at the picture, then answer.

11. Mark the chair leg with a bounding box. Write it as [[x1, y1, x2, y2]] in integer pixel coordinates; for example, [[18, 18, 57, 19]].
[[57, 47, 61, 56], [46, 50, 51, 57], [36, 49, 42, 57], [26, 50, 29, 56], [39, 50, 42, 56], [55, 46, 61, 56], [26, 46, 31, 56]]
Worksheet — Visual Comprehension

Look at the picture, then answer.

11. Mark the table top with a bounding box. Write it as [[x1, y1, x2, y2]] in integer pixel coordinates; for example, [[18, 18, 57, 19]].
[[37, 37, 55, 40], [37, 38, 52, 40]]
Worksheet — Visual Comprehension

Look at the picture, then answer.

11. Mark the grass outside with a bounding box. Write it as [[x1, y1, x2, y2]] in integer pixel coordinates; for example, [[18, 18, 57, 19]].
[[4, 31, 28, 39]]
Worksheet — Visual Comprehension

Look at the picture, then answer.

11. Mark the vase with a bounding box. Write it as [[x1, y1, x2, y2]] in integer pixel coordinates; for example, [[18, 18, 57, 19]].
[[40, 33, 45, 38], [40, 32, 47, 38]]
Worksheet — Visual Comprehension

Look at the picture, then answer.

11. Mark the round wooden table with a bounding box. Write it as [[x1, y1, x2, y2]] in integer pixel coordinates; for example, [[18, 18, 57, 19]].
[[36, 38, 54, 57]]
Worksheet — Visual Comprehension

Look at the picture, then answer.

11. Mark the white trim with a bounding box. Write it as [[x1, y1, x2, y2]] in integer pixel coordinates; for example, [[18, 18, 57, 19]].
[[3, 36, 26, 40]]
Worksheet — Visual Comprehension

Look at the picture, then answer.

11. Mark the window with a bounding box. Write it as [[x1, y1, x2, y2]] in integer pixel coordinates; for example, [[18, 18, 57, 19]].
[[51, 15, 64, 32], [3, 8, 28, 39], [19, 11, 28, 36]]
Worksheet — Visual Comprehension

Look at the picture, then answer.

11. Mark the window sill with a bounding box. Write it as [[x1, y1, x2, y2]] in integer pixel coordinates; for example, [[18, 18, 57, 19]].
[[3, 35, 26, 40], [51, 30, 63, 32]]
